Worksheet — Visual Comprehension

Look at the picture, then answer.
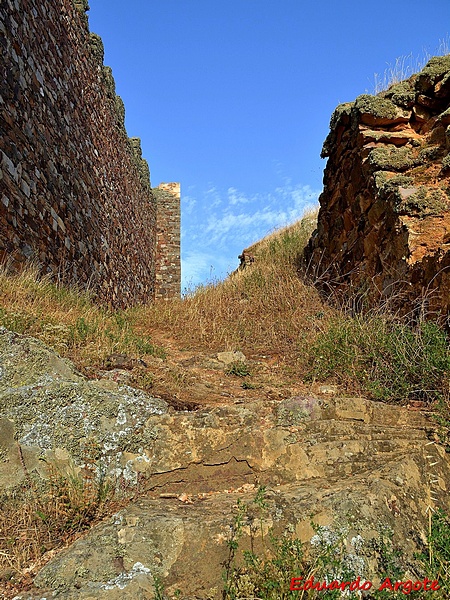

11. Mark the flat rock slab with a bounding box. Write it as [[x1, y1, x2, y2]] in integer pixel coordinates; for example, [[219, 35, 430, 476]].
[[15, 464, 450, 599], [1, 329, 450, 598], [216, 351, 246, 365]]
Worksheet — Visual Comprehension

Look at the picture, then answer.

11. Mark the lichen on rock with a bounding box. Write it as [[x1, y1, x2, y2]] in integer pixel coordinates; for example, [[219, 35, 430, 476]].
[[416, 55, 450, 93], [442, 153, 450, 173], [129, 137, 151, 190], [115, 95, 126, 130], [321, 103, 353, 158], [0, 328, 168, 488], [6, 339, 450, 598], [73, 0, 89, 13], [396, 186, 449, 217], [382, 79, 416, 109], [353, 94, 406, 125], [89, 33, 104, 66], [102, 66, 116, 99], [369, 146, 421, 172], [305, 56, 450, 316]]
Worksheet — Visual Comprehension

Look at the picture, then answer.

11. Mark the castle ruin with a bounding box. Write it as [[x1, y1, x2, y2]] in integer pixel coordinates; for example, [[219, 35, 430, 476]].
[[0, 0, 181, 306]]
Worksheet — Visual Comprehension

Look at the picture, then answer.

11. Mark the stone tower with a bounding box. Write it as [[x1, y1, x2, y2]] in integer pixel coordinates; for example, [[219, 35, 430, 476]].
[[154, 183, 181, 298]]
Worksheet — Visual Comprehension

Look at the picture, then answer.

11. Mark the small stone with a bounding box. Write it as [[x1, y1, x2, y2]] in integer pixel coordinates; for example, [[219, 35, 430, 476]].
[[216, 351, 246, 365], [398, 187, 418, 200], [319, 385, 338, 395]]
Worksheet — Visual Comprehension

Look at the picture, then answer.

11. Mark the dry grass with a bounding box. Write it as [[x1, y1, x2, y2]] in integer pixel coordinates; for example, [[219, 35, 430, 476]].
[[373, 53, 426, 95], [136, 210, 329, 361], [372, 37, 450, 94], [0, 264, 165, 374], [0, 210, 448, 406], [0, 456, 140, 596], [0, 209, 449, 596]]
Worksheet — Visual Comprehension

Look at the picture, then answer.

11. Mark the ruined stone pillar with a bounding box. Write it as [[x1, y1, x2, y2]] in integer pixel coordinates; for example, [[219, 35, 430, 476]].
[[153, 183, 181, 298]]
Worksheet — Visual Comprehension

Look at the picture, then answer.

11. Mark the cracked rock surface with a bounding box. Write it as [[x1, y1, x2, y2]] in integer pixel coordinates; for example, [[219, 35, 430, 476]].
[[2, 329, 450, 599]]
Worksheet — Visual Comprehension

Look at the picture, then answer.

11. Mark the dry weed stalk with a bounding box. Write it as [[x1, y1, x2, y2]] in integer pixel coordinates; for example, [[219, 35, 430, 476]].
[[0, 448, 142, 596], [137, 212, 325, 360]]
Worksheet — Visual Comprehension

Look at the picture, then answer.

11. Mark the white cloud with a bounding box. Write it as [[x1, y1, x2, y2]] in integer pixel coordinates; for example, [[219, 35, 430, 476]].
[[181, 250, 237, 294], [227, 187, 250, 205], [203, 183, 318, 245], [205, 186, 222, 208], [181, 252, 213, 294], [182, 194, 197, 215], [181, 181, 320, 289]]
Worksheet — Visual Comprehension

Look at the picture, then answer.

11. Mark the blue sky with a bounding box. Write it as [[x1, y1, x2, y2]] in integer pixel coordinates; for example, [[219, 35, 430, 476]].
[[88, 1, 449, 291]]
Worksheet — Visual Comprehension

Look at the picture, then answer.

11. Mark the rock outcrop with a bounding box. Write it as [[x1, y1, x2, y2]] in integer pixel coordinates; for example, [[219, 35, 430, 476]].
[[304, 56, 450, 316], [2, 329, 450, 598]]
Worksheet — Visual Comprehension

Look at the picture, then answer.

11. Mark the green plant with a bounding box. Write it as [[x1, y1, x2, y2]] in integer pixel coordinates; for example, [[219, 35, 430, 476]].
[[221, 490, 450, 600], [222, 487, 306, 600], [69, 316, 97, 344], [419, 509, 450, 598], [222, 498, 249, 599], [367, 524, 405, 594], [153, 574, 168, 600], [225, 360, 251, 377], [305, 315, 450, 404], [124, 331, 166, 359], [130, 368, 155, 391], [0, 308, 38, 334], [241, 381, 256, 389]]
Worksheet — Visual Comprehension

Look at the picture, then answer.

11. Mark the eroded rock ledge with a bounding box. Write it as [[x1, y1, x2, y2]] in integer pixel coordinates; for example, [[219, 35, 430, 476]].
[[304, 55, 450, 316], [1, 329, 449, 598]]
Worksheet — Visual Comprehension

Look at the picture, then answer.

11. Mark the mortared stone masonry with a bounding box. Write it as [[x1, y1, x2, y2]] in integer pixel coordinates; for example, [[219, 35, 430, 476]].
[[0, 0, 181, 306], [153, 183, 181, 299]]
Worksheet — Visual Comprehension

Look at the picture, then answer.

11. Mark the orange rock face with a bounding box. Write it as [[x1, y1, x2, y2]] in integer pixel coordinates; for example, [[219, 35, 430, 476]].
[[304, 56, 450, 318]]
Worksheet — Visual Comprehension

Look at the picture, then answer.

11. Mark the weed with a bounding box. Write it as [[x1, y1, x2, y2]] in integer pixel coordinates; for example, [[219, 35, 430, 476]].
[[222, 488, 309, 600], [130, 368, 155, 391], [0, 453, 141, 594], [139, 212, 324, 361], [418, 508, 450, 598], [373, 54, 424, 94], [222, 498, 249, 598], [0, 309, 38, 333], [371, 40, 450, 94], [225, 360, 251, 377], [222, 489, 450, 600], [126, 331, 166, 358], [367, 524, 404, 584], [305, 315, 450, 404], [153, 574, 168, 600], [69, 316, 97, 344], [241, 381, 256, 390], [0, 264, 166, 369]]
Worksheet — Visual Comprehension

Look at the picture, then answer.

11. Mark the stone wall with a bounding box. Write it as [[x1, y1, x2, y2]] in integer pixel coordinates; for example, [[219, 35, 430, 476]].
[[153, 183, 181, 298], [0, 0, 180, 307], [304, 56, 450, 317]]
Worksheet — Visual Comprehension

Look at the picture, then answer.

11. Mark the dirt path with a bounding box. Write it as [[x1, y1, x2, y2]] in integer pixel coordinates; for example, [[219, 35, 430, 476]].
[[98, 328, 321, 410]]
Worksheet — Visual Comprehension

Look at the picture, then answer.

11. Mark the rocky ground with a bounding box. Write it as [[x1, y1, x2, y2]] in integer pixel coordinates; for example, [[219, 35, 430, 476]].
[[1, 327, 449, 599]]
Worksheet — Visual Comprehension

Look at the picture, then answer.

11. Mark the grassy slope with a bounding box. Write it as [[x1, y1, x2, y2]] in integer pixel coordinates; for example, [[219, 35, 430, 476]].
[[0, 209, 449, 406]]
